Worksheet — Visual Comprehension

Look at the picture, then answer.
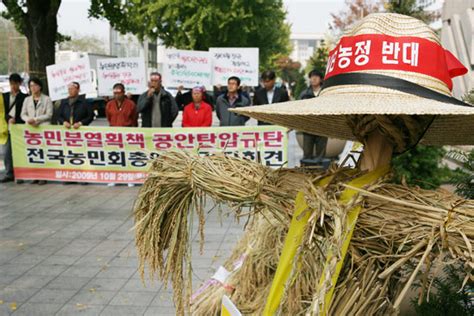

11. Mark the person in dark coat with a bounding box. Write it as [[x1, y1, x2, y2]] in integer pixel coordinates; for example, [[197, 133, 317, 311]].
[[57, 82, 94, 129], [215, 76, 251, 126], [137, 72, 178, 127], [253, 70, 290, 125], [298, 70, 328, 161], [1, 73, 27, 183]]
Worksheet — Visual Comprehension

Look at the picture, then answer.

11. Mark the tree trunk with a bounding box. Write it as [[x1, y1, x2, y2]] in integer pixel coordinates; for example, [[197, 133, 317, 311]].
[[22, 0, 60, 95]]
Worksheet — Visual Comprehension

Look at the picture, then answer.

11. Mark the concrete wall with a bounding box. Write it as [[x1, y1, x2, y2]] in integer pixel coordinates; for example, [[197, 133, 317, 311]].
[[441, 0, 474, 97]]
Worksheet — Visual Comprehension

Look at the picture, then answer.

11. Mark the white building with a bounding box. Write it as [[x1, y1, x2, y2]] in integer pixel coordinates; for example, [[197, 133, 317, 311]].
[[109, 28, 159, 74], [440, 0, 473, 97], [290, 33, 325, 68]]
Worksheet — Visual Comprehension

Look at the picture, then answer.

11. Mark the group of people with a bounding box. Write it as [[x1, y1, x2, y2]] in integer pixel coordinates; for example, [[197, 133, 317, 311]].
[[1, 68, 326, 184]]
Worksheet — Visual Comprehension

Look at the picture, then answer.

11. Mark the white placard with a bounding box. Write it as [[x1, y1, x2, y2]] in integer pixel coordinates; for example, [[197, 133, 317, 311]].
[[162, 49, 212, 89], [211, 266, 231, 284], [338, 141, 363, 168], [210, 47, 259, 87], [221, 295, 242, 316], [46, 57, 93, 101], [97, 57, 147, 96]]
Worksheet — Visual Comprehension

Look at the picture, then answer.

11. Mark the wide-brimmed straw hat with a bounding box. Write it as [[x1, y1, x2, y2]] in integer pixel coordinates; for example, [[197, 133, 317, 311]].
[[231, 13, 474, 149]]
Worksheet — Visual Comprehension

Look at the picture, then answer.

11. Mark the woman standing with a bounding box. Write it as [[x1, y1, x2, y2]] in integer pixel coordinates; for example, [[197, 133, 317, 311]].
[[182, 86, 212, 127], [20, 77, 53, 185]]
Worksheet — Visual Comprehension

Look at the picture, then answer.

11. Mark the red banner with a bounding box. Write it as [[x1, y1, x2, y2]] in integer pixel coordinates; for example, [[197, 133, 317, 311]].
[[325, 34, 467, 91]]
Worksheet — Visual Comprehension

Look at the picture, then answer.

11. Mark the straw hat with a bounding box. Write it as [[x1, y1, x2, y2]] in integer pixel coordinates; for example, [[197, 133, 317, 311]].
[[231, 13, 474, 150]]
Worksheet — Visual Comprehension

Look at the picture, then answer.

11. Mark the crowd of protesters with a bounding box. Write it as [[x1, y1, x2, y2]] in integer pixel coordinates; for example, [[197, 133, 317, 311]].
[[2, 69, 324, 184]]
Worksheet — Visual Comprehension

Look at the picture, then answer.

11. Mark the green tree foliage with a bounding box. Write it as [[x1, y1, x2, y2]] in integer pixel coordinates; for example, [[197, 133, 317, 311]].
[[1, 0, 290, 92], [462, 88, 474, 105], [292, 70, 307, 100], [391, 146, 450, 189], [448, 150, 474, 199], [306, 45, 330, 75], [274, 56, 306, 98], [448, 89, 474, 199], [411, 265, 474, 316], [89, 0, 291, 70]]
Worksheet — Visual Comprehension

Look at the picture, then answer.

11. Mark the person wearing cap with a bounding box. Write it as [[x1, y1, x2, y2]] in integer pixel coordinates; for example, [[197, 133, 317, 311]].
[[215, 76, 251, 126], [137, 72, 178, 128], [57, 82, 94, 129], [1, 73, 27, 183], [298, 70, 328, 163], [182, 86, 213, 128], [176, 85, 215, 111], [20, 77, 53, 185], [253, 70, 290, 125], [106, 83, 138, 127]]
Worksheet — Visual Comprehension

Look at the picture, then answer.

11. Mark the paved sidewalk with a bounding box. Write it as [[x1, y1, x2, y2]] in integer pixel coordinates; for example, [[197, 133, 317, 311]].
[[0, 182, 245, 315], [0, 116, 303, 315]]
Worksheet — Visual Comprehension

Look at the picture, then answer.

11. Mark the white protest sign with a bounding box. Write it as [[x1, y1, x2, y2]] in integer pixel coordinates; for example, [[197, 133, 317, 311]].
[[221, 295, 242, 316], [162, 49, 212, 89], [46, 57, 93, 101], [338, 141, 364, 168], [210, 48, 259, 87], [97, 57, 147, 96]]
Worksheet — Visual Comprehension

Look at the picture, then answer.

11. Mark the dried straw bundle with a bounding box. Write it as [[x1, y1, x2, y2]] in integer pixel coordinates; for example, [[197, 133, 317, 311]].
[[191, 213, 319, 315], [133, 151, 329, 314], [133, 151, 473, 315]]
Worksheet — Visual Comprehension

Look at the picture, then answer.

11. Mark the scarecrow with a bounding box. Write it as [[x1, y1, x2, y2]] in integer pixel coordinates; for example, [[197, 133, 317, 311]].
[[134, 13, 474, 315]]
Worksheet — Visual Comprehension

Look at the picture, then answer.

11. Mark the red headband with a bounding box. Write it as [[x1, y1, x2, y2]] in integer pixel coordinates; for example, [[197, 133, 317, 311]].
[[324, 34, 467, 91]]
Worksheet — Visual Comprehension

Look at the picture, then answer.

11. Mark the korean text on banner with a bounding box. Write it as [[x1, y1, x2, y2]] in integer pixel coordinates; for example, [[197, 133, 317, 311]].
[[210, 48, 259, 87], [162, 49, 212, 89], [97, 57, 147, 96], [46, 57, 93, 101], [10, 125, 288, 184]]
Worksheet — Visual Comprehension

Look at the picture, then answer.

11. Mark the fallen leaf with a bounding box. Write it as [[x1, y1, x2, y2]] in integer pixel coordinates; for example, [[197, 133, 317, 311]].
[[0, 300, 3, 304], [89, 288, 96, 293], [76, 303, 87, 310], [10, 302, 17, 311], [100, 265, 109, 271]]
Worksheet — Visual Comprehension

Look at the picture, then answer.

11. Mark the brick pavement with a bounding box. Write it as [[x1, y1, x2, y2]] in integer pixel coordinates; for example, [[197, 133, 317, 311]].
[[0, 182, 245, 315], [0, 116, 303, 315]]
